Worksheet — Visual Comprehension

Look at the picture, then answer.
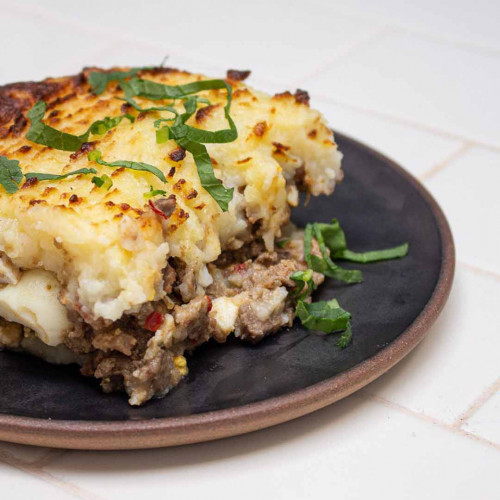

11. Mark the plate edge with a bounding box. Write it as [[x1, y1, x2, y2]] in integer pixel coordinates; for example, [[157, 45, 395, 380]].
[[0, 133, 456, 450]]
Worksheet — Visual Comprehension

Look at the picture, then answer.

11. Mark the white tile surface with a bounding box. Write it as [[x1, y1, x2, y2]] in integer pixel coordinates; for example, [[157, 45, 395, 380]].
[[316, 0, 500, 51], [85, 40, 226, 80], [304, 29, 500, 146], [12, 0, 387, 84], [315, 98, 464, 178], [364, 265, 500, 424], [43, 395, 499, 500], [463, 388, 500, 444], [424, 147, 500, 274], [0, 10, 116, 85], [0, 461, 75, 500]]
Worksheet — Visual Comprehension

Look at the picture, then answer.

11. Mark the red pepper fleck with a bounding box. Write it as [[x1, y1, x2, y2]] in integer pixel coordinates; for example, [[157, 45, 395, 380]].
[[145, 311, 163, 332], [148, 199, 169, 220], [205, 295, 212, 313], [233, 263, 246, 273]]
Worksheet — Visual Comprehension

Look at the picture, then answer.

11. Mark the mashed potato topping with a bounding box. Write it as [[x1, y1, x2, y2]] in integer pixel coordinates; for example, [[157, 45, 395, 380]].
[[0, 68, 342, 328]]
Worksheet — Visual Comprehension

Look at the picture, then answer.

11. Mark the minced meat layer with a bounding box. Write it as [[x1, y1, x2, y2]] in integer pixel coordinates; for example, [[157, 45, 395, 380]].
[[0, 235, 323, 406]]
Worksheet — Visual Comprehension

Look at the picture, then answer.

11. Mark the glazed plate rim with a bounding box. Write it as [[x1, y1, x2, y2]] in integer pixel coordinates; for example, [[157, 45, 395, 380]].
[[0, 133, 455, 450]]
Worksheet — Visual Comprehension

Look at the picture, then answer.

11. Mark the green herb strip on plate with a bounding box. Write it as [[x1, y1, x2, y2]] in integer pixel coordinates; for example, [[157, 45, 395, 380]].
[[295, 219, 409, 347]]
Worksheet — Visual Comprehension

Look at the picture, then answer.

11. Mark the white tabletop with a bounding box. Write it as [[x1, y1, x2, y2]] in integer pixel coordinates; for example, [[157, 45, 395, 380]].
[[0, 1, 498, 499]]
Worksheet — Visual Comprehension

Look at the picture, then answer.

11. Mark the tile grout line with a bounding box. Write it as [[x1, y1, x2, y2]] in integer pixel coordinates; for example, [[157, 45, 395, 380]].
[[309, 94, 500, 151], [297, 25, 394, 83], [418, 142, 473, 181], [0, 448, 103, 500], [458, 261, 500, 282], [8, 0, 500, 60], [399, 26, 500, 58], [358, 390, 500, 450], [307, 0, 500, 57], [453, 378, 500, 429]]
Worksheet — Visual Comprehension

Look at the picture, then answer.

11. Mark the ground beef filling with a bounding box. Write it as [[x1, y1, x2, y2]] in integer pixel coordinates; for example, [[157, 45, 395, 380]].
[[68, 237, 323, 405], [0, 236, 322, 406]]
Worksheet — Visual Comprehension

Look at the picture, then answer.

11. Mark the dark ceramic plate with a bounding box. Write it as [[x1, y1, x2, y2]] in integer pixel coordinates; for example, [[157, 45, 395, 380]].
[[0, 133, 454, 450]]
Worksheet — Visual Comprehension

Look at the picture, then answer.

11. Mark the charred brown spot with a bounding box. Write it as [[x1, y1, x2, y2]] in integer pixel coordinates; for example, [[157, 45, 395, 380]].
[[167, 167, 176, 178], [195, 203, 206, 210], [22, 177, 38, 189], [42, 187, 56, 196], [270, 107, 276, 114], [136, 112, 147, 121], [0, 80, 63, 129], [120, 102, 132, 114], [69, 141, 96, 161], [111, 167, 125, 178], [140, 67, 189, 77], [211, 157, 218, 166], [106, 201, 115, 207], [120, 203, 131, 211], [273, 90, 293, 100], [168, 147, 186, 162], [294, 89, 310, 105], [46, 92, 77, 111], [173, 179, 186, 191], [272, 141, 291, 152], [177, 208, 189, 220], [69, 194, 81, 204], [29, 199, 46, 206], [226, 69, 251, 81], [237, 157, 252, 164], [9, 114, 27, 137], [308, 129, 317, 139], [186, 189, 198, 200], [253, 121, 267, 137], [233, 88, 251, 98], [195, 104, 218, 123], [17, 145, 31, 154]]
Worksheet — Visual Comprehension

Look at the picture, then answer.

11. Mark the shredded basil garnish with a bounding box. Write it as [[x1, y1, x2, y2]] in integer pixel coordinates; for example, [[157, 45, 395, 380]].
[[91, 174, 113, 190], [295, 219, 409, 348], [25, 168, 97, 182], [296, 298, 351, 336], [316, 219, 409, 263], [88, 67, 150, 95], [147, 82, 236, 211], [177, 138, 234, 211], [144, 185, 167, 199], [303, 222, 362, 284], [0, 156, 23, 194], [276, 238, 290, 248], [88, 150, 167, 184], [26, 101, 134, 152], [290, 269, 316, 301]]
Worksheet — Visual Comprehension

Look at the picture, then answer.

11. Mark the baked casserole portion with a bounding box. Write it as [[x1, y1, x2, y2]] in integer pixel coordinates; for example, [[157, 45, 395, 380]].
[[0, 67, 342, 405]]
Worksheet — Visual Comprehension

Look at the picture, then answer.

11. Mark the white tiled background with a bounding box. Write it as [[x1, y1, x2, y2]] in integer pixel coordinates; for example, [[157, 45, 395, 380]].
[[0, 0, 499, 498]]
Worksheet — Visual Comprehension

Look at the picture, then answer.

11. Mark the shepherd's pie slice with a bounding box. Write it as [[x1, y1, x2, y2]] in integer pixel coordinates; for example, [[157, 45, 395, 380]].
[[0, 67, 342, 405]]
